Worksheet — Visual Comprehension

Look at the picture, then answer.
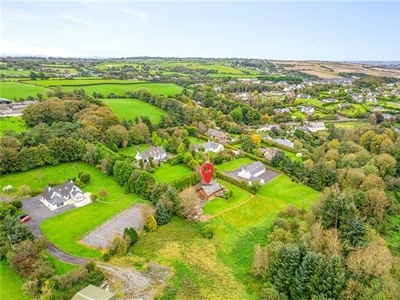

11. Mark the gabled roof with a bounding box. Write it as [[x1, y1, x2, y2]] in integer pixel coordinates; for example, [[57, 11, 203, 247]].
[[42, 181, 82, 205], [201, 141, 222, 150], [207, 128, 226, 138], [138, 146, 166, 160], [196, 181, 224, 196], [241, 161, 265, 175], [71, 284, 115, 300]]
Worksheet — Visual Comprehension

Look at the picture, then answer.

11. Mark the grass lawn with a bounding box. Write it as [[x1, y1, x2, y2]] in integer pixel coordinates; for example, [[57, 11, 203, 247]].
[[152, 163, 193, 183], [0, 81, 50, 100], [187, 136, 206, 144], [0, 162, 143, 259], [102, 98, 165, 123], [216, 157, 256, 172], [21, 79, 142, 86], [0, 117, 28, 135], [0, 262, 29, 300], [46, 254, 78, 275], [188, 64, 243, 74], [118, 143, 148, 156], [333, 121, 369, 128], [203, 179, 252, 215], [63, 82, 183, 96], [260, 142, 301, 162]]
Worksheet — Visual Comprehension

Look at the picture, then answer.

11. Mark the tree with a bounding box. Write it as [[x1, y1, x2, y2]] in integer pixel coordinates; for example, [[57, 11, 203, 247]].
[[105, 125, 129, 148], [252, 134, 262, 146], [113, 161, 136, 186], [78, 172, 91, 184], [240, 135, 257, 153], [129, 122, 150, 144], [99, 187, 108, 200], [154, 202, 170, 226], [179, 187, 200, 220]]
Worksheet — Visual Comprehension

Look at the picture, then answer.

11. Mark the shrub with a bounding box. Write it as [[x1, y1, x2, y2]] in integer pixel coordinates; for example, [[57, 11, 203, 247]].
[[123, 227, 138, 247], [2, 185, 13, 194], [11, 200, 23, 209], [79, 172, 91, 184], [200, 224, 214, 239], [155, 202, 170, 226], [146, 215, 158, 232], [18, 186, 32, 197], [31, 188, 44, 197]]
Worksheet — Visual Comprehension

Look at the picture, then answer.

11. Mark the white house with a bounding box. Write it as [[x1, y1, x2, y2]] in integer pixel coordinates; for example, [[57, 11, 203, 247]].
[[308, 122, 326, 132], [256, 124, 281, 133], [299, 106, 314, 115], [41, 181, 84, 210], [136, 146, 166, 163], [237, 161, 266, 185], [198, 141, 224, 153]]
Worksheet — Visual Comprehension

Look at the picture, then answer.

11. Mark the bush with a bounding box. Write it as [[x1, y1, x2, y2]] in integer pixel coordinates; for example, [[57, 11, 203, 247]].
[[79, 172, 91, 184], [154, 202, 171, 226], [123, 227, 138, 247], [11, 200, 23, 209], [31, 188, 44, 197], [146, 215, 158, 232], [18, 186, 32, 197], [200, 224, 214, 239]]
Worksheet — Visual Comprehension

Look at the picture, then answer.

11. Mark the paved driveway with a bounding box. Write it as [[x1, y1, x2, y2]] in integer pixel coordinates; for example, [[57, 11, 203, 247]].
[[21, 196, 74, 238]]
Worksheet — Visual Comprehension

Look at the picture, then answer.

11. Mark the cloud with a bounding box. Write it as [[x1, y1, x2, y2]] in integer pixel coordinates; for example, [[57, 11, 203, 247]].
[[57, 13, 96, 26], [14, 13, 41, 21], [1, 40, 84, 57]]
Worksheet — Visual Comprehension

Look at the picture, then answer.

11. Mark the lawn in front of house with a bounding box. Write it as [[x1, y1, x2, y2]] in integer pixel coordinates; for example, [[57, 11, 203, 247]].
[[152, 163, 194, 183], [102, 98, 165, 123]]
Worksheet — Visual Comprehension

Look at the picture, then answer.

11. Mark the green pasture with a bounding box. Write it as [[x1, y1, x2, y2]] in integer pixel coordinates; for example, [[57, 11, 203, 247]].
[[63, 83, 183, 96], [333, 121, 369, 128], [0, 117, 28, 135], [261, 142, 301, 162], [0, 262, 29, 300], [2, 69, 32, 76], [0, 81, 50, 100], [101, 98, 165, 123], [21, 79, 143, 86], [152, 163, 193, 183], [132, 174, 320, 298], [203, 179, 252, 215], [94, 62, 141, 70], [188, 64, 243, 74], [187, 136, 206, 144]]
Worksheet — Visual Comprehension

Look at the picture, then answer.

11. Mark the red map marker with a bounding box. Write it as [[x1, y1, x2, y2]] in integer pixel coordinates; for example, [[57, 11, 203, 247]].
[[200, 162, 214, 184]]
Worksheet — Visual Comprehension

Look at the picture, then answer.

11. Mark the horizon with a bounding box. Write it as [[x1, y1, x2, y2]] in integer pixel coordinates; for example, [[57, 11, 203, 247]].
[[2, 1, 400, 60]]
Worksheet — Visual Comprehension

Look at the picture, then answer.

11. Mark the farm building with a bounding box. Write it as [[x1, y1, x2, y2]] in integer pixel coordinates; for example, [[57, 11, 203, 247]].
[[41, 180, 84, 210], [71, 285, 116, 300], [136, 146, 166, 163], [196, 180, 225, 202]]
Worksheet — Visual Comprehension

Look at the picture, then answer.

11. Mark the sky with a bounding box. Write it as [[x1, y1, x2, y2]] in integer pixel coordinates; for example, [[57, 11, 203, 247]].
[[1, 0, 400, 61]]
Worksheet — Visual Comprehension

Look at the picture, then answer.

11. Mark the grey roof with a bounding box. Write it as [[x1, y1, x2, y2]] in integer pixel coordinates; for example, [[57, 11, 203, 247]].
[[71, 285, 115, 300], [197, 181, 224, 196], [138, 146, 166, 160], [201, 141, 222, 150], [207, 128, 226, 138], [241, 161, 265, 176], [272, 138, 294, 148], [42, 180, 82, 206]]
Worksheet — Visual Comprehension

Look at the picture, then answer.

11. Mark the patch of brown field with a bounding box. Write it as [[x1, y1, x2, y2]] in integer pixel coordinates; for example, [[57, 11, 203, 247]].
[[300, 70, 341, 78]]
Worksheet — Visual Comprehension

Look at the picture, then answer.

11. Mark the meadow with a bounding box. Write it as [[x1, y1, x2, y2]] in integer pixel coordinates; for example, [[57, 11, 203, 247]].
[[63, 82, 183, 96], [0, 117, 28, 135], [102, 98, 165, 123], [22, 78, 143, 86], [0, 81, 50, 100]]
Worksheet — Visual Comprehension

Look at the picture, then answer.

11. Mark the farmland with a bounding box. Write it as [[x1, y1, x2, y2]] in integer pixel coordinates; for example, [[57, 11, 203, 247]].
[[0, 262, 29, 300], [152, 163, 194, 183], [0, 81, 50, 100], [21, 78, 143, 86], [102, 98, 166, 123]]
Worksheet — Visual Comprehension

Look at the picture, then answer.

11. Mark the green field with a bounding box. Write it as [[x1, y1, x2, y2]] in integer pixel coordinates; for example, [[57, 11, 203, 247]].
[[152, 163, 194, 183], [63, 82, 183, 96], [203, 179, 252, 215], [46, 254, 78, 275], [102, 98, 165, 123], [118, 143, 148, 156], [0, 81, 50, 100], [0, 117, 28, 135], [20, 78, 142, 86], [0, 262, 29, 300], [216, 157, 256, 172], [132, 174, 320, 298]]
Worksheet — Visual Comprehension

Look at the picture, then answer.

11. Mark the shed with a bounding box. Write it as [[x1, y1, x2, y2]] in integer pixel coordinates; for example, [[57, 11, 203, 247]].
[[71, 284, 116, 300]]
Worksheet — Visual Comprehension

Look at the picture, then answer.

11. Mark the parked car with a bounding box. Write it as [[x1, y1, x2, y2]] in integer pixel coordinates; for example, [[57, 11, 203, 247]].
[[20, 215, 31, 223], [17, 213, 28, 220]]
